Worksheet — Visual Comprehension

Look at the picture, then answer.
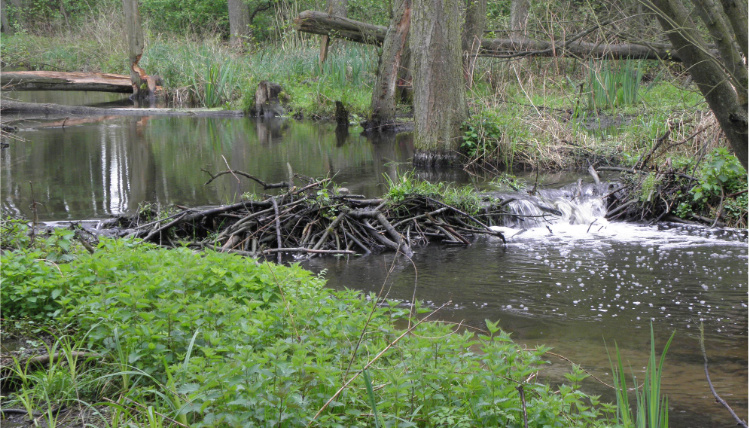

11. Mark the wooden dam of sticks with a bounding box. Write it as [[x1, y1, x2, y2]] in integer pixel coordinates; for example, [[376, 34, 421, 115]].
[[98, 169, 524, 262]]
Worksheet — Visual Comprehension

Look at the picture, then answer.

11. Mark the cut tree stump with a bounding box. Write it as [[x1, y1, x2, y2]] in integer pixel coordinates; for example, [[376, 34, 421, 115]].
[[253, 81, 285, 118]]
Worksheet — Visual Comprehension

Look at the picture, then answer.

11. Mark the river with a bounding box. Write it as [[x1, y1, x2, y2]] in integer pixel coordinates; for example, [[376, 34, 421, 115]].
[[2, 94, 746, 426]]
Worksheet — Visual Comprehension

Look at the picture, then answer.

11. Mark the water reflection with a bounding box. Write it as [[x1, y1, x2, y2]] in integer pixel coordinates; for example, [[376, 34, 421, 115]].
[[2, 117, 421, 220]]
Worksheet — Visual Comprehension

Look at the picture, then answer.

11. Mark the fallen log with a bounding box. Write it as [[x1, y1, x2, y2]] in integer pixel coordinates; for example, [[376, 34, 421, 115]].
[[293, 10, 706, 62], [0, 99, 246, 119], [1, 71, 136, 93]]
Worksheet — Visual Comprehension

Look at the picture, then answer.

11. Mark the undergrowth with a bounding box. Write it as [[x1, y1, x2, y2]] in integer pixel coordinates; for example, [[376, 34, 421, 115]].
[[1, 220, 617, 427]]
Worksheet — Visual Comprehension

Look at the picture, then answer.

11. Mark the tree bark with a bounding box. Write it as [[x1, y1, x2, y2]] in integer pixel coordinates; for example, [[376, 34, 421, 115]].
[[122, 0, 146, 97], [649, 0, 747, 168], [720, 0, 748, 59], [0, 0, 12, 34], [462, 0, 486, 87], [228, 0, 251, 48], [1, 71, 135, 92], [293, 10, 699, 62], [366, 0, 411, 132], [411, 0, 468, 166], [690, 0, 747, 104], [509, 0, 530, 39], [319, 0, 348, 66]]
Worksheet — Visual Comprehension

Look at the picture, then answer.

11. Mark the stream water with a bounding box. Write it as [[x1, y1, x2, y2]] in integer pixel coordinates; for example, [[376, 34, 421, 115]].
[[1, 93, 747, 426]]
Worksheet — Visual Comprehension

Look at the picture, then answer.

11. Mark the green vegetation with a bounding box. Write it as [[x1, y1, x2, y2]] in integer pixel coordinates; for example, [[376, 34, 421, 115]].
[[608, 325, 674, 428], [385, 171, 483, 215], [585, 60, 644, 112], [1, 219, 618, 427]]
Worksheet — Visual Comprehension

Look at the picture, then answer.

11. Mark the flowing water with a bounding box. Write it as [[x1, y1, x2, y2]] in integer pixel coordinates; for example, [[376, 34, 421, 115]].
[[2, 94, 747, 426]]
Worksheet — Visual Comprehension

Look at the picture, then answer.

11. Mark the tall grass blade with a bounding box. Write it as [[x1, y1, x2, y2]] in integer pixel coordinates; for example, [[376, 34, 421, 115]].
[[362, 369, 382, 428]]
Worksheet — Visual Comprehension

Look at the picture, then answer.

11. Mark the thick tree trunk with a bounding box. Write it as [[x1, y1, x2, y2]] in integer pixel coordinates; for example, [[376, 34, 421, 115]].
[[293, 10, 699, 62], [319, 0, 348, 66], [650, 0, 747, 168], [228, 0, 251, 48], [462, 0, 486, 86], [1, 71, 135, 93], [509, 0, 530, 39], [411, 0, 468, 166], [366, 0, 411, 132]]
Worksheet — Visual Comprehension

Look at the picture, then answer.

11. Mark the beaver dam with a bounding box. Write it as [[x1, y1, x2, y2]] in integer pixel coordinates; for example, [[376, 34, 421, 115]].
[[79, 168, 577, 262]]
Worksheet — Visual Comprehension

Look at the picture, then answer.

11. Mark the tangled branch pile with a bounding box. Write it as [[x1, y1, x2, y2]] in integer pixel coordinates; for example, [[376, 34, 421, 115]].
[[104, 169, 510, 261]]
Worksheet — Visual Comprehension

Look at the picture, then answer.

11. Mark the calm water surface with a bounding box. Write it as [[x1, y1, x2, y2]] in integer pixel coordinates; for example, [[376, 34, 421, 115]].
[[2, 105, 746, 427]]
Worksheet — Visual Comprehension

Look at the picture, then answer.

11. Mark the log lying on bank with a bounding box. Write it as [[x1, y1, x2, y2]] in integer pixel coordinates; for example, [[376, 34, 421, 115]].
[[294, 10, 704, 62], [99, 170, 520, 261], [1, 71, 137, 93], [0, 99, 246, 120]]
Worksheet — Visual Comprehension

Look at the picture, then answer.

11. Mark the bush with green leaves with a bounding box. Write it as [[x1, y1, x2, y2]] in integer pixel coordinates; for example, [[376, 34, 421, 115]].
[[2, 237, 617, 427]]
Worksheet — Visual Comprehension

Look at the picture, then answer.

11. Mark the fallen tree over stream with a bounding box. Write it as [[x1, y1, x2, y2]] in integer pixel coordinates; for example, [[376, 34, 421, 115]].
[[91, 169, 521, 261]]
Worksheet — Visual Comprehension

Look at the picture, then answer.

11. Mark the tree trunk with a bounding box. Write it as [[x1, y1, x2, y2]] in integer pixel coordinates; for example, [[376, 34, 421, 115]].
[[122, 0, 147, 98], [509, 0, 530, 39], [366, 0, 411, 132], [319, 0, 348, 66], [411, 0, 468, 166], [228, 0, 251, 48], [293, 10, 702, 62], [649, 0, 747, 168], [720, 0, 748, 59], [1, 0, 12, 34], [689, 0, 747, 105], [462, 0, 486, 87]]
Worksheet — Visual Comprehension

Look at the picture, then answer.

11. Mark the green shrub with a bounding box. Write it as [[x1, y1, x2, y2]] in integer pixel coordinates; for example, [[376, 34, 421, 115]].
[[2, 238, 615, 427]]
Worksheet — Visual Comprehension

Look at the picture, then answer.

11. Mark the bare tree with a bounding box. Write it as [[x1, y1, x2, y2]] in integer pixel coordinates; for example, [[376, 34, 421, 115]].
[[228, 0, 251, 48], [411, 0, 468, 166], [366, 0, 411, 131], [646, 0, 748, 168]]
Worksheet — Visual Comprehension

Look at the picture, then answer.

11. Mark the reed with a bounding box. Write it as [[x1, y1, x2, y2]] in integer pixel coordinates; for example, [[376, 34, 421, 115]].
[[607, 323, 674, 428]]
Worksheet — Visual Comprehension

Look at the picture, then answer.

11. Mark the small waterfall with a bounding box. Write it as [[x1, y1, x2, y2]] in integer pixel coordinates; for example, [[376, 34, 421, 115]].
[[490, 182, 613, 231]]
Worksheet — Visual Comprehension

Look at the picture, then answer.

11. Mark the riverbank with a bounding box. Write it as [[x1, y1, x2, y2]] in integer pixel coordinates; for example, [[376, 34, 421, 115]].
[[1, 218, 618, 427]]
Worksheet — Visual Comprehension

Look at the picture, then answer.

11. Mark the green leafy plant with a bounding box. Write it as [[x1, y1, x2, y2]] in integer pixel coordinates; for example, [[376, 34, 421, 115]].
[[692, 148, 747, 203]]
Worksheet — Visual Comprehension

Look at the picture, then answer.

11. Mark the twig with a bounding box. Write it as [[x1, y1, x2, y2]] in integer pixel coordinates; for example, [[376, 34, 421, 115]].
[[517, 384, 529, 428], [699, 323, 748, 428]]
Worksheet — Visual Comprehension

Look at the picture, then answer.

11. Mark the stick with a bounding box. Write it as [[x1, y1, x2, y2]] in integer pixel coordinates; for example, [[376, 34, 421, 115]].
[[699, 323, 748, 428], [272, 197, 283, 264], [312, 212, 346, 251], [517, 384, 529, 428], [202, 168, 289, 189], [141, 212, 188, 243]]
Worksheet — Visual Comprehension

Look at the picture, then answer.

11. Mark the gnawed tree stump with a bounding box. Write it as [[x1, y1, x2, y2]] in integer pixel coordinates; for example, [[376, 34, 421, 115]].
[[253, 81, 285, 117]]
